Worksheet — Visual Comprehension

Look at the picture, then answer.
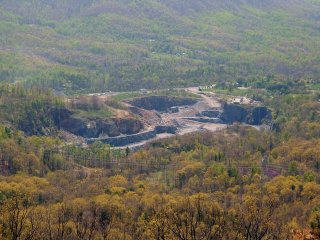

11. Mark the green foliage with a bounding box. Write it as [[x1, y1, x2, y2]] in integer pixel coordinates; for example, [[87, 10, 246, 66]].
[[0, 2, 319, 238], [310, 206, 320, 237], [0, 84, 64, 135], [0, 0, 319, 92]]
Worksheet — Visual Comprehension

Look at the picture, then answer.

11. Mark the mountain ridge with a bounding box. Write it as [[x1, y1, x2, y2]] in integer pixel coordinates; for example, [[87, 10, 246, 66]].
[[0, 0, 319, 92]]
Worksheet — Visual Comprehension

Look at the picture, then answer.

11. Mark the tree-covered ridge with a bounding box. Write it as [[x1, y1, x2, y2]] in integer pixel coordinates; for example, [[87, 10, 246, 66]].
[[0, 86, 319, 238], [0, 124, 320, 238], [0, 0, 319, 92], [0, 1, 320, 238]]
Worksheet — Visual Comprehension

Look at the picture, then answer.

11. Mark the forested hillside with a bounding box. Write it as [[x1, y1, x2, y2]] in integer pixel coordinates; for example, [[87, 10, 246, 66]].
[[0, 0, 319, 92], [0, 98, 320, 239], [0, 1, 320, 239]]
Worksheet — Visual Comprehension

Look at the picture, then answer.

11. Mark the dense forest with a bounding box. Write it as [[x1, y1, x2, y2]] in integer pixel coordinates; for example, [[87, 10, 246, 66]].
[[0, 82, 319, 239], [0, 0, 320, 239], [0, 0, 319, 93]]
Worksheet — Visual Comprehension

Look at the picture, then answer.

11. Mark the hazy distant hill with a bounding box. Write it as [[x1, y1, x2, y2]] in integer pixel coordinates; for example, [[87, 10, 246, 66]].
[[0, 0, 319, 92]]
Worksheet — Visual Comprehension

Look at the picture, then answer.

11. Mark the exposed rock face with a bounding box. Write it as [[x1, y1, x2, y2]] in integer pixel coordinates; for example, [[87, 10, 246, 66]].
[[220, 104, 271, 125], [128, 96, 197, 111], [87, 126, 177, 147], [220, 104, 248, 124], [113, 118, 143, 135], [60, 117, 87, 136], [201, 110, 221, 118], [60, 117, 143, 138], [21, 106, 145, 138], [155, 125, 178, 134], [97, 119, 119, 137], [19, 107, 72, 136]]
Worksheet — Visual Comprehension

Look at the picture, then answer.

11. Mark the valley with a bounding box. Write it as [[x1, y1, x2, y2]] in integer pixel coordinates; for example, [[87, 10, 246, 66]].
[[0, 1, 319, 239]]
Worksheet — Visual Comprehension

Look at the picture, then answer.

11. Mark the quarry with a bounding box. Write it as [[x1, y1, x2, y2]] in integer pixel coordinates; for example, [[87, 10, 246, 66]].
[[57, 88, 272, 148]]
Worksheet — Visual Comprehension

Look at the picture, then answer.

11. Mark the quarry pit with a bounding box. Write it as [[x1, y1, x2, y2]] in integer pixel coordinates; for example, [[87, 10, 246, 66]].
[[82, 88, 272, 148]]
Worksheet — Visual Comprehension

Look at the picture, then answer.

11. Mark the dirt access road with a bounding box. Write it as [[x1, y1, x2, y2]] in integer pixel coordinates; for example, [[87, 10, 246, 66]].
[[160, 87, 223, 127], [87, 88, 226, 149], [187, 87, 221, 109], [121, 88, 227, 149]]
